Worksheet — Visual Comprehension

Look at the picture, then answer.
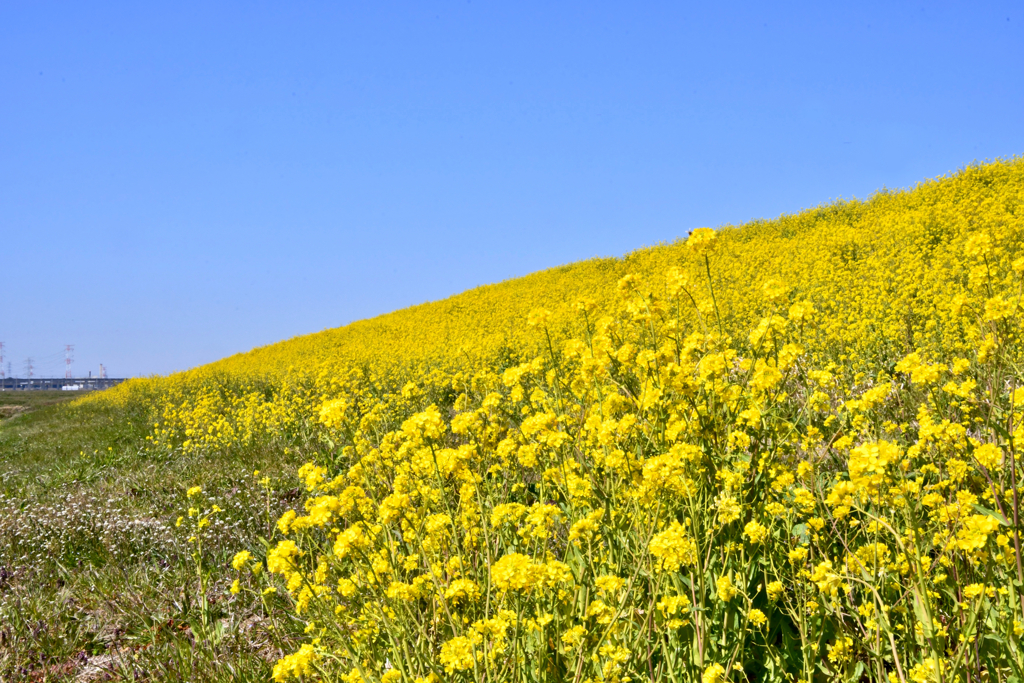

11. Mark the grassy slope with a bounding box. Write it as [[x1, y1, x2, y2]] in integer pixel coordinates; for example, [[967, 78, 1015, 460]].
[[2, 158, 1021, 681], [0, 392, 142, 495], [156, 158, 1023, 388]]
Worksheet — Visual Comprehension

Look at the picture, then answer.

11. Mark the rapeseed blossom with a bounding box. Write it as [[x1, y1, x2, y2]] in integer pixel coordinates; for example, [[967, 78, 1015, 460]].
[[79, 159, 1024, 682]]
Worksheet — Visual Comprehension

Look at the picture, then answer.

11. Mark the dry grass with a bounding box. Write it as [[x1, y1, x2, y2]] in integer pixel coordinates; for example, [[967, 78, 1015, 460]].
[[0, 397, 305, 682]]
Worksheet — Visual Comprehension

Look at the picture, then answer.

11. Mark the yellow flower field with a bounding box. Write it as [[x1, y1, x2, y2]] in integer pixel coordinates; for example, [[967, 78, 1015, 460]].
[[88, 158, 1024, 682]]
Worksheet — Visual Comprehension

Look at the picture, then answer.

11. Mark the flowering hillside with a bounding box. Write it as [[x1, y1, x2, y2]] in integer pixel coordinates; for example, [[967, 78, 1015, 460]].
[[91, 159, 1024, 682]]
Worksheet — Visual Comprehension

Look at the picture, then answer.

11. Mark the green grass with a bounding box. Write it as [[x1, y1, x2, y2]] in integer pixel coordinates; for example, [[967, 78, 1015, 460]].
[[0, 394, 306, 682], [0, 390, 81, 423]]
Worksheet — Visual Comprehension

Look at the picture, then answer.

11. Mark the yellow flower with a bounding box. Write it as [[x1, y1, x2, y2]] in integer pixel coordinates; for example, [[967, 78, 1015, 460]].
[[788, 300, 815, 323], [973, 443, 1002, 470], [848, 440, 901, 490], [333, 523, 376, 559], [963, 232, 992, 257], [908, 658, 944, 683], [747, 608, 767, 628], [715, 495, 742, 525], [743, 520, 769, 545], [827, 636, 853, 664], [984, 295, 1015, 321], [560, 625, 588, 648], [649, 521, 699, 572], [527, 308, 552, 327], [963, 583, 985, 600], [444, 578, 481, 604], [810, 560, 841, 596], [702, 663, 726, 683], [716, 575, 738, 602], [386, 581, 421, 602], [956, 515, 1000, 553], [895, 351, 943, 385], [788, 547, 809, 566], [761, 279, 789, 303], [277, 510, 298, 535], [272, 644, 318, 682], [594, 574, 625, 595], [439, 635, 478, 672], [186, 486, 202, 498], [656, 593, 691, 618], [586, 599, 615, 624], [687, 227, 718, 254], [318, 398, 350, 430], [232, 550, 253, 571], [296, 463, 327, 491], [490, 553, 545, 592], [267, 540, 301, 575]]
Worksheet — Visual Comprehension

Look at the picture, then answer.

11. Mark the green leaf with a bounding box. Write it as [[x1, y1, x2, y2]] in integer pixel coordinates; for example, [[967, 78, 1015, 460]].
[[983, 632, 1007, 648], [972, 504, 1010, 526]]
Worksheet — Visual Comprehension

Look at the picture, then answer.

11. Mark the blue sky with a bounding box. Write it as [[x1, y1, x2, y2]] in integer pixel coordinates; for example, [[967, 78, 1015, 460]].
[[2, 1, 1021, 377]]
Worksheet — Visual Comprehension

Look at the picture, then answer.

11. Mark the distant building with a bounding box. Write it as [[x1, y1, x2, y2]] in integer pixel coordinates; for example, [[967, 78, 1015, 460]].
[[0, 377, 125, 391]]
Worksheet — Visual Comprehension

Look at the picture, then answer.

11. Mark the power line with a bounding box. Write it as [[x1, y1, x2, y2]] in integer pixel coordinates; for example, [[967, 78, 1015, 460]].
[[0, 345, 109, 379]]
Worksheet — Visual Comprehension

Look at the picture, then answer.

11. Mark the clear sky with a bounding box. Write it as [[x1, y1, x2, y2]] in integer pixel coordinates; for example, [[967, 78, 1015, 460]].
[[2, 1, 1021, 378]]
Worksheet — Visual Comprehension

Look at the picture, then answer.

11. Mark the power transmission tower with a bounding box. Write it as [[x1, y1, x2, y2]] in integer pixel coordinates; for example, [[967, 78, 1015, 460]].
[[25, 358, 33, 379], [0, 342, 4, 390], [65, 344, 74, 379]]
